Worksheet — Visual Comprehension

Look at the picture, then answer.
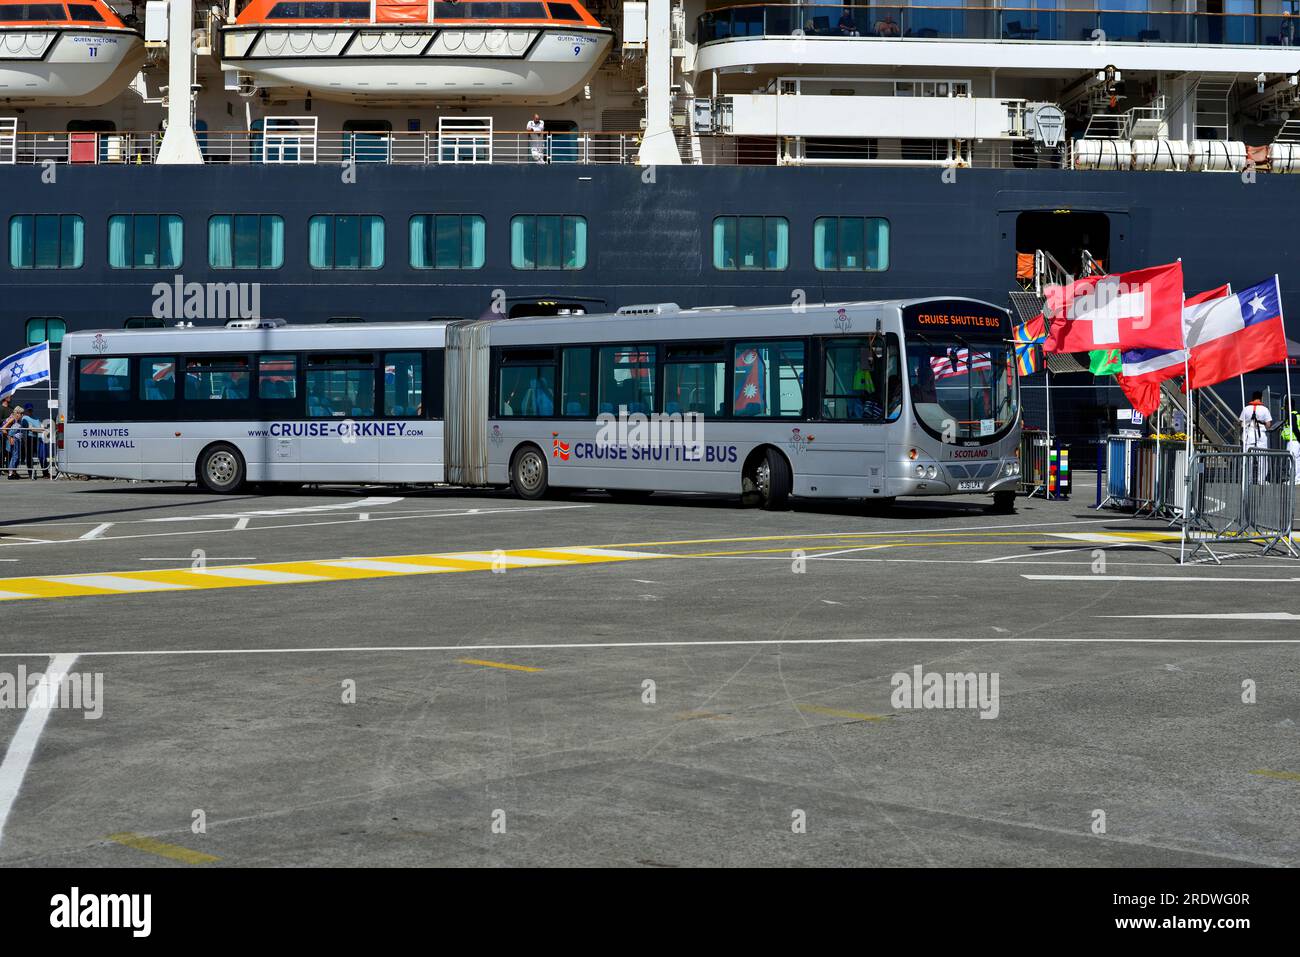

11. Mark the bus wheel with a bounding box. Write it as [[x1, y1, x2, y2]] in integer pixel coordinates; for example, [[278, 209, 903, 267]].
[[745, 447, 792, 510], [510, 445, 549, 500], [989, 490, 1017, 514], [197, 443, 246, 494]]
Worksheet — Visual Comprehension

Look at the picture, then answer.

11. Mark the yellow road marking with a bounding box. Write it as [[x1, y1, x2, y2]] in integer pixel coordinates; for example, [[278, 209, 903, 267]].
[[457, 658, 543, 673], [673, 710, 732, 721], [108, 832, 220, 865], [0, 546, 668, 604], [1249, 769, 1300, 782], [797, 704, 890, 722]]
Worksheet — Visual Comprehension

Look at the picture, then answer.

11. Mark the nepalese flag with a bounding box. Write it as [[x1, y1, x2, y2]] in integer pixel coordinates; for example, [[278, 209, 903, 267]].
[[1183, 276, 1289, 390], [1114, 284, 1229, 416], [930, 348, 991, 380], [733, 346, 765, 411], [1013, 314, 1045, 376], [0, 341, 51, 400], [1042, 261, 1184, 353]]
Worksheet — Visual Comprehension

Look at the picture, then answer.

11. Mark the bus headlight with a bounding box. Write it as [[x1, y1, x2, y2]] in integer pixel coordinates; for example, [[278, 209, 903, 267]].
[[915, 464, 925, 477], [926, 465, 937, 479]]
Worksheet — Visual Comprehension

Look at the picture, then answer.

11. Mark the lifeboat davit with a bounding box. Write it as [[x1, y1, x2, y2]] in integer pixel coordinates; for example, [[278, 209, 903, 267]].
[[0, 0, 144, 106], [221, 0, 613, 105]]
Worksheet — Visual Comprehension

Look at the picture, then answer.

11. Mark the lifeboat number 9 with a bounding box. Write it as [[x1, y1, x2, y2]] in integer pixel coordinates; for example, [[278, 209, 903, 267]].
[[573, 44, 581, 55]]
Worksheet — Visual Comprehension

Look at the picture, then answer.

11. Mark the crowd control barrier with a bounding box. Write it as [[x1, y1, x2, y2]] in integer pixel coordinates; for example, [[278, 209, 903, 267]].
[[1181, 449, 1297, 563], [1019, 430, 1070, 499], [2, 424, 54, 479], [1099, 436, 1228, 519]]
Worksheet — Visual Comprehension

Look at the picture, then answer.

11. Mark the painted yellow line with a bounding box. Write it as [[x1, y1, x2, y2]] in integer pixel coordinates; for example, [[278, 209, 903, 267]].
[[0, 546, 669, 604], [108, 832, 221, 865], [457, 658, 543, 673], [797, 704, 890, 722], [672, 710, 732, 721], [1249, 769, 1300, 782]]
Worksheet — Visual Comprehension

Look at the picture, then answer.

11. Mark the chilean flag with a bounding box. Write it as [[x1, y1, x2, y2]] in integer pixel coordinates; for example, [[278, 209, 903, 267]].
[[1183, 276, 1289, 390], [1114, 284, 1230, 415], [1043, 262, 1184, 354]]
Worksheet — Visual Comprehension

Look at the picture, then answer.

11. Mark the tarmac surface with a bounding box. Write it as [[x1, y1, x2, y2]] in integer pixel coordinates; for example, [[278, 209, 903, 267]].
[[0, 477, 1296, 867]]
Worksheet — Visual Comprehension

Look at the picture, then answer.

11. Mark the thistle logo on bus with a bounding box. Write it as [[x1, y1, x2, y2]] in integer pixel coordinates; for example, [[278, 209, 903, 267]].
[[788, 427, 809, 455], [834, 308, 852, 332], [552, 432, 571, 461], [489, 424, 503, 446], [92, 333, 107, 354]]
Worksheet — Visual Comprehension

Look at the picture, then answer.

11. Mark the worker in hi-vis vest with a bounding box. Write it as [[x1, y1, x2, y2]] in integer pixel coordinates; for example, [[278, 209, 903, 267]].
[[1282, 408, 1300, 485]]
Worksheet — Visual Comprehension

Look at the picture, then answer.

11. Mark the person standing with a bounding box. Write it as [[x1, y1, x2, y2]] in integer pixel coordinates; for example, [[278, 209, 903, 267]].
[[1281, 409, 1300, 485], [526, 114, 546, 164], [1240, 391, 1274, 451]]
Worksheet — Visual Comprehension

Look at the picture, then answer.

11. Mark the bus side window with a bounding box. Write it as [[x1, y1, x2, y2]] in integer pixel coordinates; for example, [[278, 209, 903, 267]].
[[384, 351, 423, 418], [497, 348, 556, 418], [139, 358, 176, 401], [733, 341, 804, 418], [597, 345, 656, 415], [306, 353, 376, 418], [560, 346, 591, 417], [821, 338, 885, 421]]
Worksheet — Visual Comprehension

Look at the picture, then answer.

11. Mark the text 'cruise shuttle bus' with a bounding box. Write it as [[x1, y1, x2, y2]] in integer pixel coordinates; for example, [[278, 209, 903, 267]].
[[443, 298, 1022, 510], [58, 320, 446, 492]]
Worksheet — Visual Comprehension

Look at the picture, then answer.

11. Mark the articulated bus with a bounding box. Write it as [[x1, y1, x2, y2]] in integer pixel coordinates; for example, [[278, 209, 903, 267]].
[[443, 298, 1022, 511], [58, 320, 444, 492], [58, 298, 1020, 508]]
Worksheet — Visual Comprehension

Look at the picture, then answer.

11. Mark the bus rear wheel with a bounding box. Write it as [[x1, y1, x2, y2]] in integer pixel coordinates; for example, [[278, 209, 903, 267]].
[[744, 447, 793, 510], [197, 443, 246, 494], [510, 445, 549, 500]]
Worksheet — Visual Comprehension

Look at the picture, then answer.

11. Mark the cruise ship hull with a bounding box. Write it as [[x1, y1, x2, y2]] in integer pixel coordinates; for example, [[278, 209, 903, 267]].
[[0, 28, 145, 106], [220, 25, 612, 104]]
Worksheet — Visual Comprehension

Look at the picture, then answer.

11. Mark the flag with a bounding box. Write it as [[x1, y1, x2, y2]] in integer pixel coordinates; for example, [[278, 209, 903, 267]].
[[1184, 277, 1288, 390], [930, 348, 991, 380], [0, 341, 51, 400], [1013, 314, 1045, 376], [1114, 285, 1230, 416], [1043, 261, 1184, 353], [1089, 349, 1121, 375], [733, 346, 765, 412]]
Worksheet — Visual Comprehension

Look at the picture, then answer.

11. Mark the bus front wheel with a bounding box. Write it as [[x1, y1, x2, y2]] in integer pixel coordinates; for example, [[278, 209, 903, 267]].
[[989, 490, 1017, 514], [510, 445, 549, 500], [744, 447, 792, 510], [197, 443, 246, 494]]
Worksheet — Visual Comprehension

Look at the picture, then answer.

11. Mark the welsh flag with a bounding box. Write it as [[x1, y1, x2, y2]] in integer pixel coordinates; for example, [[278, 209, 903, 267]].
[[1089, 350, 1121, 376]]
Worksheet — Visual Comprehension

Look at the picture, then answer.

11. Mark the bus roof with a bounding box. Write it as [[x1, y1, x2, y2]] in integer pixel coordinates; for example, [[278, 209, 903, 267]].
[[60, 320, 452, 354]]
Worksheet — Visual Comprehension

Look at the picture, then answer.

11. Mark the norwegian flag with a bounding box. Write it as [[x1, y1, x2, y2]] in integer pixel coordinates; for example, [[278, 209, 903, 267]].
[[733, 347, 765, 411], [930, 348, 992, 381]]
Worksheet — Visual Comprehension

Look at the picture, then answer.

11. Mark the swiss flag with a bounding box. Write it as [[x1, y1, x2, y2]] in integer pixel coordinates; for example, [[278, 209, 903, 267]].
[[1042, 262, 1184, 354]]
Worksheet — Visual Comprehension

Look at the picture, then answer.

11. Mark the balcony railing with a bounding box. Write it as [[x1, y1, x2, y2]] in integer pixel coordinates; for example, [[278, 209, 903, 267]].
[[697, 4, 1300, 47]]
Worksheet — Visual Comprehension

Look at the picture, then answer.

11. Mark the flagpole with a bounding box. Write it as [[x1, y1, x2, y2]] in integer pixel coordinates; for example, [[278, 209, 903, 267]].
[[1276, 274, 1294, 435], [1044, 368, 1052, 498]]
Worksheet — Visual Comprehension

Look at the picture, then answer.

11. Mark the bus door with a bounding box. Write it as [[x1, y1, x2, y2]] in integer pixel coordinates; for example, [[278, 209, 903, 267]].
[[811, 335, 895, 495], [136, 356, 182, 479], [377, 350, 436, 482], [300, 353, 380, 483]]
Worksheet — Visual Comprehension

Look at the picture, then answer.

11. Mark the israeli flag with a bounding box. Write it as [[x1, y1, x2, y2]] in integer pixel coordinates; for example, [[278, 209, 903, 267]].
[[0, 341, 51, 400]]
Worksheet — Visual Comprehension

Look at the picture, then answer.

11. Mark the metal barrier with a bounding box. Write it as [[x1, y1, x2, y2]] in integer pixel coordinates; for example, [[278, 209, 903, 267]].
[[2, 425, 54, 479], [1181, 449, 1297, 563], [1099, 435, 1224, 518], [1018, 429, 1050, 497]]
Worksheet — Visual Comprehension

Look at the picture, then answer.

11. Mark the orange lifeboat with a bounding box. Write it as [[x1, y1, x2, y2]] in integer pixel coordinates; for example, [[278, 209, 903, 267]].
[[221, 0, 613, 105], [0, 0, 144, 106]]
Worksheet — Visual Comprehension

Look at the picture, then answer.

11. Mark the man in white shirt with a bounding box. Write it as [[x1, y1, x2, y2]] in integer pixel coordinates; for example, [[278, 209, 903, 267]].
[[526, 114, 545, 164], [1240, 391, 1273, 451]]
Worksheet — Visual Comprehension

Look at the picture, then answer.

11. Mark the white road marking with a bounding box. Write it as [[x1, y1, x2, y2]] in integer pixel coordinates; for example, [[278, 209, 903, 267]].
[[145, 496, 405, 521], [49, 574, 191, 593], [0, 590, 32, 599], [315, 559, 461, 574], [79, 523, 112, 540], [549, 547, 663, 559], [359, 513, 369, 522], [1, 637, 1297, 660], [234, 518, 250, 531], [1098, 612, 1300, 621], [139, 557, 257, 562], [189, 567, 325, 584], [0, 653, 79, 848], [1026, 574, 1300, 583], [980, 547, 1085, 563], [449, 552, 566, 566]]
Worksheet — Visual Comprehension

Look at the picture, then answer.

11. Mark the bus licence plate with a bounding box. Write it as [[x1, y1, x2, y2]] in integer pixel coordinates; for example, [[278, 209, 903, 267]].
[[957, 480, 984, 491]]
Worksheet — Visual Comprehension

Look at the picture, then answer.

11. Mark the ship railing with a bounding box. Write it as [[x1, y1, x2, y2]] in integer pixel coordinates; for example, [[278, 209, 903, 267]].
[[0, 130, 645, 166], [696, 4, 1300, 49]]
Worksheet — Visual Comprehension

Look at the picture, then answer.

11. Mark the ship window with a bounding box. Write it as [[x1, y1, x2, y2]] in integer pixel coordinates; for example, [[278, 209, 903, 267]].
[[502, 2, 548, 16], [308, 215, 384, 270], [409, 215, 485, 270], [67, 4, 103, 20], [267, 2, 368, 18], [26, 317, 65, 348], [432, 1, 468, 17], [4, 4, 68, 20], [712, 216, 788, 271], [107, 214, 183, 270], [814, 217, 889, 271], [124, 317, 166, 329], [209, 215, 284, 270], [510, 215, 586, 270], [547, 2, 584, 21], [8, 215, 83, 270]]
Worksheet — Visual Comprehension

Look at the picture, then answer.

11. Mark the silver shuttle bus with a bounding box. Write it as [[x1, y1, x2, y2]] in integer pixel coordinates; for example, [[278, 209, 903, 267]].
[[443, 298, 1022, 510], [58, 319, 445, 491]]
